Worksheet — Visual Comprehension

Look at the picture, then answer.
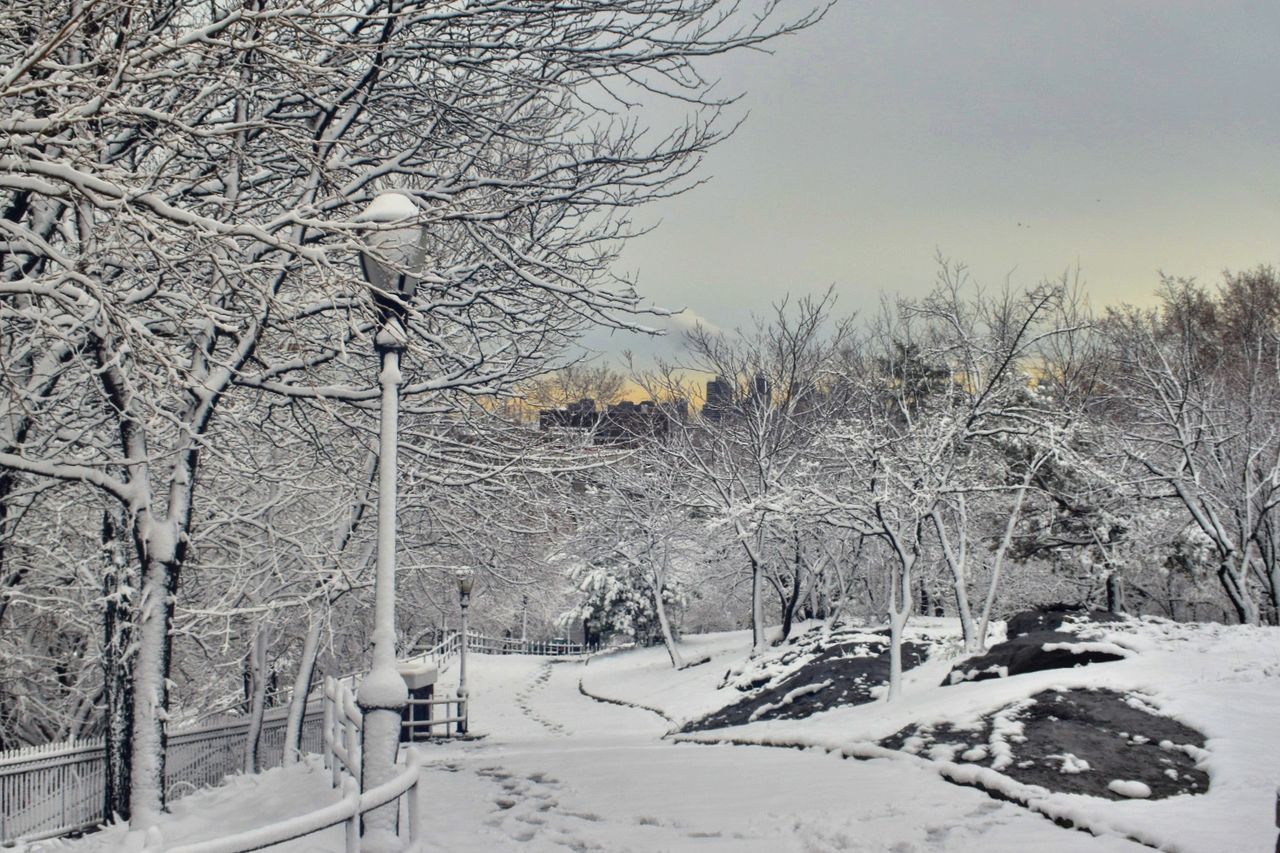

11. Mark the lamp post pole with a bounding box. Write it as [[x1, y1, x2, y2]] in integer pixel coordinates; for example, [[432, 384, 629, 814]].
[[352, 192, 425, 853], [456, 569, 474, 735], [356, 326, 410, 849]]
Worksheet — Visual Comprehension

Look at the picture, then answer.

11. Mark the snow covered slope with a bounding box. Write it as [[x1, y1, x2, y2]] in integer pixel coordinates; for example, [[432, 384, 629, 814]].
[[583, 616, 1280, 853]]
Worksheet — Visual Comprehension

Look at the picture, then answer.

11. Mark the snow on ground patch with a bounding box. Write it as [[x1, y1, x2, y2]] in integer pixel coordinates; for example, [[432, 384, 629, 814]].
[[413, 650, 1145, 852], [39, 759, 342, 853], [1107, 780, 1152, 799]]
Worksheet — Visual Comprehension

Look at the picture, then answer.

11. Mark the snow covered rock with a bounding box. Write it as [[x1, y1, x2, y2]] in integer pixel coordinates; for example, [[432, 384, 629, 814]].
[[882, 688, 1209, 801], [683, 626, 940, 732], [1005, 605, 1123, 638], [945, 607, 1128, 685]]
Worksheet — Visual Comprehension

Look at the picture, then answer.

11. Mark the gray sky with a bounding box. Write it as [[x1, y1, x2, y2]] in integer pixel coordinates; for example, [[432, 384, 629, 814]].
[[584, 1, 1280, 366]]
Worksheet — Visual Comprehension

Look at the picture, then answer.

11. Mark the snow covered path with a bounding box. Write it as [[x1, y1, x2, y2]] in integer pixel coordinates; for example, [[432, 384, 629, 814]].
[[411, 653, 1150, 852], [49, 649, 1161, 852]]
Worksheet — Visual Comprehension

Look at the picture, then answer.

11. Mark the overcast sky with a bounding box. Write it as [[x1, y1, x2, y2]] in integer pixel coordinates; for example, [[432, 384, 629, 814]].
[[583, 0, 1280, 366]]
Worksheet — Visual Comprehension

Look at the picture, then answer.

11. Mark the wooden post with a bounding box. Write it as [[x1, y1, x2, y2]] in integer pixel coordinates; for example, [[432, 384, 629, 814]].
[[346, 710, 361, 785], [322, 679, 335, 779], [407, 767, 423, 843], [343, 776, 360, 853]]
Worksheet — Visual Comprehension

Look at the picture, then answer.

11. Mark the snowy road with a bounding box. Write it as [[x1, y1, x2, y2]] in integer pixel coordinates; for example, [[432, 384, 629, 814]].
[[412, 654, 1150, 852]]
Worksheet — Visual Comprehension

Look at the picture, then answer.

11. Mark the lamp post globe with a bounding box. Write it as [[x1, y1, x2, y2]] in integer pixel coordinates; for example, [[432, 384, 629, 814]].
[[353, 191, 425, 852], [355, 191, 426, 304]]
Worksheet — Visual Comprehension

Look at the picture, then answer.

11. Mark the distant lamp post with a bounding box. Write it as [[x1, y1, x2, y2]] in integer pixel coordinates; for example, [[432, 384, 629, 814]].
[[456, 568, 475, 734], [353, 191, 426, 851], [521, 593, 529, 644]]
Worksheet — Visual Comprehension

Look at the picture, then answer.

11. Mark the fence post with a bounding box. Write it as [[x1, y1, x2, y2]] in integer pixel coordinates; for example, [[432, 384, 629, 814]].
[[406, 766, 423, 843], [347, 709, 361, 786], [322, 678, 334, 774], [343, 776, 360, 853], [331, 681, 343, 789]]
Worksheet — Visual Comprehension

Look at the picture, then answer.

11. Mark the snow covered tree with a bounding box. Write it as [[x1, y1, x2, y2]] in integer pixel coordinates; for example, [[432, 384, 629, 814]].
[[1102, 270, 1280, 625], [816, 265, 1076, 695], [1, 0, 824, 824], [640, 290, 853, 655], [556, 450, 712, 667]]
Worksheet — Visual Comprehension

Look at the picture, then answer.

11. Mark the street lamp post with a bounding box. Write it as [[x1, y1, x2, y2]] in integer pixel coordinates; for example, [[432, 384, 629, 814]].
[[456, 568, 474, 735], [353, 192, 426, 852]]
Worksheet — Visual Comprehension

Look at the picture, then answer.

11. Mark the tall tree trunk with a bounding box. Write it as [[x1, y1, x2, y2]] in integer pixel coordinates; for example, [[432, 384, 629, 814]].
[[887, 607, 908, 702], [779, 567, 801, 641], [931, 506, 979, 651], [243, 626, 270, 774], [649, 569, 685, 669], [283, 615, 323, 765], [750, 559, 766, 654], [735, 522, 768, 655], [886, 546, 914, 703], [1218, 558, 1259, 625], [780, 533, 803, 641], [1266, 561, 1280, 626], [976, 477, 1032, 647], [102, 508, 134, 821], [128, 516, 183, 827]]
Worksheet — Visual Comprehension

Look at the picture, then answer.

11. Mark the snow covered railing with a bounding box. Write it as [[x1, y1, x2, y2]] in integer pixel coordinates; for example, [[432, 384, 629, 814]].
[[322, 677, 363, 787], [402, 696, 469, 740], [159, 750, 426, 853], [460, 633, 598, 657], [0, 739, 105, 844], [392, 631, 596, 678], [427, 631, 461, 671]]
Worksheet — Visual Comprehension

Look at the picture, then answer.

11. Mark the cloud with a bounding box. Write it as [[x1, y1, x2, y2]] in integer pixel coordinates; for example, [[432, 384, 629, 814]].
[[667, 308, 722, 335]]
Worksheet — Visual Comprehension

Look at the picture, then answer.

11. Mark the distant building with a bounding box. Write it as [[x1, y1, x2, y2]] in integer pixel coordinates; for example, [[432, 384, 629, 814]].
[[538, 397, 686, 445], [747, 371, 772, 409], [703, 372, 774, 420], [703, 375, 734, 421], [539, 398, 600, 431]]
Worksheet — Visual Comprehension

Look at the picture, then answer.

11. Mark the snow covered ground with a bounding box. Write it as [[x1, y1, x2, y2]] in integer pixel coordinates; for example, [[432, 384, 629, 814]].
[[38, 617, 1278, 852], [582, 618, 1280, 853]]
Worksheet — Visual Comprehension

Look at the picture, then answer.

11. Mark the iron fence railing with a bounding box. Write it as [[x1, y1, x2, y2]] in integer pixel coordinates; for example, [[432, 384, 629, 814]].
[[0, 705, 324, 846]]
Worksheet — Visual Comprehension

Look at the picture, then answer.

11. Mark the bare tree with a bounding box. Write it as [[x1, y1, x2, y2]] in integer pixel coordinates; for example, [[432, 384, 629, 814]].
[[1102, 270, 1280, 625], [639, 290, 853, 654], [816, 265, 1075, 696]]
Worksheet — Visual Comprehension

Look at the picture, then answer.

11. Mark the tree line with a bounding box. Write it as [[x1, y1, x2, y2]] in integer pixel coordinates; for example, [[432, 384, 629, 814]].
[[562, 264, 1280, 701]]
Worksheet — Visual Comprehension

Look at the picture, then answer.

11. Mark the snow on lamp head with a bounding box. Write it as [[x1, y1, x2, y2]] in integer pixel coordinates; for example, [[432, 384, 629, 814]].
[[354, 191, 426, 304]]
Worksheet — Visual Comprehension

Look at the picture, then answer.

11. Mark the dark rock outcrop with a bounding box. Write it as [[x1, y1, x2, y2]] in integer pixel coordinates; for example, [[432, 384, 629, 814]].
[[882, 688, 1210, 800], [682, 635, 929, 732], [946, 606, 1127, 685]]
